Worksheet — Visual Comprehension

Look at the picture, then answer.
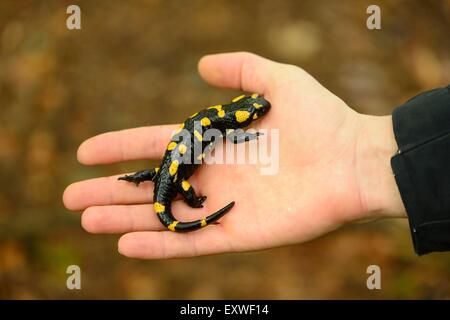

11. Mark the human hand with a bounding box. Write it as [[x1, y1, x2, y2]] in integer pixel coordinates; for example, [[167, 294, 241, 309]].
[[63, 52, 406, 259]]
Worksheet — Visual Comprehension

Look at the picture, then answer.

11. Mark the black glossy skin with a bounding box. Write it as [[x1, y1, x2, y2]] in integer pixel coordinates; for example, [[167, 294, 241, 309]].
[[118, 94, 271, 232]]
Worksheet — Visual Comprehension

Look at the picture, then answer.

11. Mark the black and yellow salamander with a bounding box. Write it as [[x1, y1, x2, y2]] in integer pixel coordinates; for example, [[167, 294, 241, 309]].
[[118, 94, 271, 232]]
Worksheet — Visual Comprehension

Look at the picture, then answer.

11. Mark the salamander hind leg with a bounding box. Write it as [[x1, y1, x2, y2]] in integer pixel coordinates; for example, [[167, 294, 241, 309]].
[[177, 179, 206, 208], [118, 167, 160, 186]]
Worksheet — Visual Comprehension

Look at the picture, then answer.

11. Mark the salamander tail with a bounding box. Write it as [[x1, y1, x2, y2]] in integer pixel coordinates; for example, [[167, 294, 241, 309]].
[[160, 201, 235, 232]]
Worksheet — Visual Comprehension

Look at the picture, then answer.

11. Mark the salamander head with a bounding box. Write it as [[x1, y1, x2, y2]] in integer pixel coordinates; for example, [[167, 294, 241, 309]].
[[225, 93, 271, 127]]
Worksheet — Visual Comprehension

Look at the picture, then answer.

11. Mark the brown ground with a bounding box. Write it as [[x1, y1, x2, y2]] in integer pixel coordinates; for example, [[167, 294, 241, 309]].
[[0, 0, 449, 299]]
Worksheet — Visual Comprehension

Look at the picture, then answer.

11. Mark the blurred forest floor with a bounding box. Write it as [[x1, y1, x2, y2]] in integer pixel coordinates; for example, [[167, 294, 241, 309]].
[[0, 0, 449, 299]]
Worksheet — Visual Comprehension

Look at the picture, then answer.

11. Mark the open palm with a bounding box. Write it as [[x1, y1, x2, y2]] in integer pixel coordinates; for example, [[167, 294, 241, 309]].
[[63, 52, 403, 259]]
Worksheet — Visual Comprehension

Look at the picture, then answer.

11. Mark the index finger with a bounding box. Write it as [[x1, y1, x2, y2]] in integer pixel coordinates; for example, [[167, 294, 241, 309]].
[[77, 124, 177, 165], [198, 52, 280, 95]]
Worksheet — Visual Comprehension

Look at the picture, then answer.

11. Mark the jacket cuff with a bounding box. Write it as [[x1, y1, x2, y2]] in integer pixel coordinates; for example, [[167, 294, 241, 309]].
[[391, 85, 450, 255]]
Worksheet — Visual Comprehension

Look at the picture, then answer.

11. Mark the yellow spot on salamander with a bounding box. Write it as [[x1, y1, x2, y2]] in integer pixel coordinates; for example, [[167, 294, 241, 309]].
[[196, 153, 205, 161], [207, 105, 222, 111], [167, 141, 177, 151], [154, 167, 160, 173], [218, 110, 225, 118], [251, 93, 259, 98], [154, 202, 165, 213], [168, 220, 179, 231], [180, 123, 185, 128], [200, 219, 207, 227], [235, 110, 250, 123], [178, 144, 187, 154], [232, 94, 246, 102], [194, 130, 203, 141], [189, 112, 198, 118], [169, 160, 179, 176], [181, 180, 190, 191], [200, 117, 211, 126], [253, 114, 258, 120], [253, 102, 263, 109]]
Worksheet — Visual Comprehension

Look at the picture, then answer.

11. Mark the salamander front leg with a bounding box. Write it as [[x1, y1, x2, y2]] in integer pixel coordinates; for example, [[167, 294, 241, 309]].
[[226, 130, 263, 144], [177, 180, 206, 208], [118, 167, 159, 186]]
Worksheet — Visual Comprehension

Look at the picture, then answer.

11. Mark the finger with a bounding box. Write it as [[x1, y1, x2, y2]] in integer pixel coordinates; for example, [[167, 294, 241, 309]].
[[118, 227, 232, 259], [81, 201, 214, 234], [63, 174, 156, 211], [198, 51, 285, 95], [82, 204, 161, 233], [77, 125, 177, 165], [63, 171, 203, 211]]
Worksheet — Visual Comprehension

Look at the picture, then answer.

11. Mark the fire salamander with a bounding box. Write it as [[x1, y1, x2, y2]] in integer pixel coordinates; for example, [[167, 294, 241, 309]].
[[118, 94, 271, 232]]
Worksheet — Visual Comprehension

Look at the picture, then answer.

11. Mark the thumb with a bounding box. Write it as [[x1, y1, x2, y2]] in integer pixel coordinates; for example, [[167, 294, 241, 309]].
[[198, 51, 288, 95]]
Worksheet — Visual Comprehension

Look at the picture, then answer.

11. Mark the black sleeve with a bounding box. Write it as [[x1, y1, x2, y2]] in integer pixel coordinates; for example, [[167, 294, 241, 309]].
[[391, 84, 450, 255]]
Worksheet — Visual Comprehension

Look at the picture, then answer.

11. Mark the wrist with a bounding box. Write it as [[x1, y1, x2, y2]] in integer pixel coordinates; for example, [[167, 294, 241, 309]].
[[356, 114, 406, 219]]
